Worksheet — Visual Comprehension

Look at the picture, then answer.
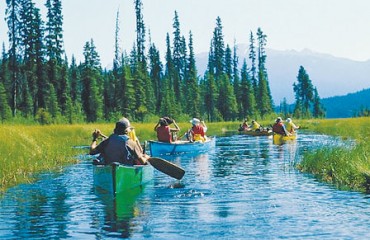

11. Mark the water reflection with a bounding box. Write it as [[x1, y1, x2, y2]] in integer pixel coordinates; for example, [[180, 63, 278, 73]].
[[0, 172, 78, 239], [94, 187, 143, 238]]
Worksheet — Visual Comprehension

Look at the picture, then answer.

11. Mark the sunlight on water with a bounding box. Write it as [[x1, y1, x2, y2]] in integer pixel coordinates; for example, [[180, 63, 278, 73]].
[[0, 133, 369, 239]]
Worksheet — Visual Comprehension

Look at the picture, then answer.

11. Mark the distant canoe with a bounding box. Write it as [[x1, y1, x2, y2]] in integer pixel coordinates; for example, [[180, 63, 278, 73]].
[[238, 130, 273, 136], [273, 133, 297, 145], [148, 137, 216, 156], [93, 161, 153, 195]]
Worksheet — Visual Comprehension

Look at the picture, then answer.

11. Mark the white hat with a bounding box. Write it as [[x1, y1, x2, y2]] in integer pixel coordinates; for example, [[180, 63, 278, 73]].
[[190, 118, 200, 125], [286, 118, 292, 122]]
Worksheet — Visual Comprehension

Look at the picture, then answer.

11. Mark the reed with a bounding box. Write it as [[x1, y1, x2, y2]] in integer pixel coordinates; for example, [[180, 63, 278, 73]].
[[297, 117, 370, 193], [0, 124, 95, 192]]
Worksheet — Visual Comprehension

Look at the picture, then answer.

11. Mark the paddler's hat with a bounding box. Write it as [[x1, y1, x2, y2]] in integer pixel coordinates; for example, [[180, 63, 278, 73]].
[[190, 118, 200, 125], [114, 117, 134, 134]]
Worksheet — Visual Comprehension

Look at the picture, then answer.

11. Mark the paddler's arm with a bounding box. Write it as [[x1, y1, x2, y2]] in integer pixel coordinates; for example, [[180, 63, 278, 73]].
[[90, 129, 109, 155], [137, 153, 150, 165], [129, 139, 149, 165], [90, 129, 101, 154], [170, 119, 180, 132], [154, 122, 159, 131], [282, 125, 291, 136], [201, 120, 208, 132]]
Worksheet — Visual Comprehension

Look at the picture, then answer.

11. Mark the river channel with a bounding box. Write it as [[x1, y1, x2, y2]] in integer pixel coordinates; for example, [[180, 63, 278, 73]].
[[0, 133, 369, 239]]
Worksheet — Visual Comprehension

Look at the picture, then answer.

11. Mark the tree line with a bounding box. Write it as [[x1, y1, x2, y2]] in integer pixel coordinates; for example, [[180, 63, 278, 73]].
[[0, 0, 325, 124]]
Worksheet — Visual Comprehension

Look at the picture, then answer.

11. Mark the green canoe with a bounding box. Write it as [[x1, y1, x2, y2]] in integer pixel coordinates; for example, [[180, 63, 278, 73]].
[[93, 161, 154, 195]]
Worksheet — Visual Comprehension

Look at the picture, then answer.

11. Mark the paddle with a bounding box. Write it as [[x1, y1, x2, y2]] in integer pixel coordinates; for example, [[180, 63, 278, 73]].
[[176, 131, 187, 141], [96, 131, 185, 180], [147, 157, 185, 180]]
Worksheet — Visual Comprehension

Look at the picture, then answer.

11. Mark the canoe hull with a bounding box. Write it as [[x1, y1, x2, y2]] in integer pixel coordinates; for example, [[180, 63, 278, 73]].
[[148, 137, 216, 156], [93, 162, 153, 195], [273, 133, 297, 145]]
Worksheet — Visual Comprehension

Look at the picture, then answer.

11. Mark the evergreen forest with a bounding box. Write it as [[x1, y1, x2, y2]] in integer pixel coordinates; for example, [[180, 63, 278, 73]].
[[0, 0, 324, 124]]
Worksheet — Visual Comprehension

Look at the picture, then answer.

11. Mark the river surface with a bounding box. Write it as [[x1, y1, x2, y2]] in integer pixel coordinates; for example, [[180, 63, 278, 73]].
[[0, 133, 369, 239]]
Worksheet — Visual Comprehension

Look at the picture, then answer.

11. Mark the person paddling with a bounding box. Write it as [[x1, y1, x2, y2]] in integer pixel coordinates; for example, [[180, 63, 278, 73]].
[[239, 119, 250, 131], [154, 117, 180, 142], [250, 120, 261, 131], [286, 118, 299, 133], [272, 117, 290, 136], [187, 118, 207, 142], [90, 118, 149, 165]]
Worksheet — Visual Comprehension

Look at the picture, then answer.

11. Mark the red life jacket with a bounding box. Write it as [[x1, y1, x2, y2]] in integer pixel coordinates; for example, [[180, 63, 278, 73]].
[[272, 122, 285, 135], [191, 125, 205, 137], [157, 125, 172, 142]]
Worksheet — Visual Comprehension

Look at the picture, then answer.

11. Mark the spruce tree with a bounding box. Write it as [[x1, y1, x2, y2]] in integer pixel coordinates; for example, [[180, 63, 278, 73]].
[[212, 16, 225, 80], [45, 0, 64, 61], [172, 11, 184, 105], [293, 66, 314, 118], [217, 74, 238, 120], [240, 59, 256, 118], [113, 9, 121, 77], [232, 42, 240, 110], [257, 70, 273, 118], [0, 83, 12, 122], [45, 0, 65, 112], [312, 87, 325, 118], [148, 42, 163, 113], [0, 44, 11, 108], [185, 31, 200, 118], [5, 0, 22, 116], [249, 31, 258, 98], [203, 73, 218, 121], [81, 40, 103, 122], [118, 61, 136, 118], [46, 83, 59, 119], [69, 56, 80, 103], [134, 0, 146, 65], [162, 33, 179, 116], [256, 28, 273, 118], [224, 44, 232, 79]]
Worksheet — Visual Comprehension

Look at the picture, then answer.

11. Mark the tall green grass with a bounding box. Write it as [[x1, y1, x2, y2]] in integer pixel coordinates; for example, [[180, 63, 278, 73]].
[[298, 117, 370, 193], [0, 124, 88, 192]]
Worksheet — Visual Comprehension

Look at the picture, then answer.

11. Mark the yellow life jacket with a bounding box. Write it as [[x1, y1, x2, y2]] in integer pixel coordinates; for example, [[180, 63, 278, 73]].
[[193, 134, 206, 142], [251, 122, 260, 130], [286, 122, 294, 133], [128, 129, 138, 141]]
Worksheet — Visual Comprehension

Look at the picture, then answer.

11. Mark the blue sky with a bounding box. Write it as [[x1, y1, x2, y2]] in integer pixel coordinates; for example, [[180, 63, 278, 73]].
[[1, 0, 370, 67]]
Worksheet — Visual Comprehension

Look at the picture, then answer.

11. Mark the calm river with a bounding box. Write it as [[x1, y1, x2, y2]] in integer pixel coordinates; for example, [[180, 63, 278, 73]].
[[0, 133, 369, 239]]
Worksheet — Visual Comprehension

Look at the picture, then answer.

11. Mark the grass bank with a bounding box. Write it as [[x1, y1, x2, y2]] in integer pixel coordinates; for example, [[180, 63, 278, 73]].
[[297, 117, 370, 193]]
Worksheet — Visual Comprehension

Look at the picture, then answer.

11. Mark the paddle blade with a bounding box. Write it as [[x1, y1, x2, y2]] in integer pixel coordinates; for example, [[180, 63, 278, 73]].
[[148, 157, 185, 180]]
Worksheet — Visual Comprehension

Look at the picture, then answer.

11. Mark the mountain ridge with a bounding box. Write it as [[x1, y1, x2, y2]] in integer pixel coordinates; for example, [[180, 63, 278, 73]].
[[321, 88, 370, 118], [195, 46, 370, 105], [195, 46, 370, 118]]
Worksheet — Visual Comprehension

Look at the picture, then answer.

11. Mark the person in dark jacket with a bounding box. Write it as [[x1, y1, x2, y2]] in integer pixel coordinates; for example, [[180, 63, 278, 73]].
[[89, 118, 149, 165]]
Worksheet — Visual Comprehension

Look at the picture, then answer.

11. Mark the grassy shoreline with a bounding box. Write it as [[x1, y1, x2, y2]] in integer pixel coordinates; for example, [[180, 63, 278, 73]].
[[297, 117, 370, 193], [1, 118, 369, 193]]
